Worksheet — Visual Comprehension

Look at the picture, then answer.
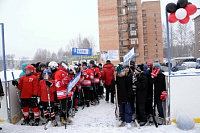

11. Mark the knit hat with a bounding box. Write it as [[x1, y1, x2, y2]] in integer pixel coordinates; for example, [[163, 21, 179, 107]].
[[106, 60, 111, 64], [98, 63, 102, 66], [130, 61, 135, 66], [147, 62, 153, 67], [82, 62, 87, 66], [135, 64, 143, 72], [117, 65, 125, 74], [90, 60, 95, 65], [154, 63, 161, 69], [143, 64, 148, 71]]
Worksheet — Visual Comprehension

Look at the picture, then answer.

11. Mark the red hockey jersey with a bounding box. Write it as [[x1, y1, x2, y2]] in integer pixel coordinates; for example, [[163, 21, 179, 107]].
[[17, 74, 39, 98], [38, 79, 56, 102], [81, 68, 94, 87]]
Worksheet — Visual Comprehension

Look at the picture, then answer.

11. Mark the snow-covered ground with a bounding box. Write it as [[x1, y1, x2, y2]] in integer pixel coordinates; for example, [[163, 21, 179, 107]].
[[0, 99, 199, 133]]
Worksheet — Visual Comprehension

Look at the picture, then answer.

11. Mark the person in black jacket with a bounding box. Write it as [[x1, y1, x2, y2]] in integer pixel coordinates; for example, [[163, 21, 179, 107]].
[[0, 78, 5, 130], [116, 66, 133, 129], [151, 63, 167, 125], [134, 64, 148, 126]]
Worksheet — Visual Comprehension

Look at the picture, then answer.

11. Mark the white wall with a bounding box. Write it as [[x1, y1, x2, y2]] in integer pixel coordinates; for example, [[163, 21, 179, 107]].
[[170, 75, 200, 122]]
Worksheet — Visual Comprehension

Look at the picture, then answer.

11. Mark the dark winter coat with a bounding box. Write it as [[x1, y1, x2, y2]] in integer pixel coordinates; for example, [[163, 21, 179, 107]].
[[116, 75, 133, 103], [101, 63, 114, 86], [152, 71, 166, 101], [135, 73, 148, 103]]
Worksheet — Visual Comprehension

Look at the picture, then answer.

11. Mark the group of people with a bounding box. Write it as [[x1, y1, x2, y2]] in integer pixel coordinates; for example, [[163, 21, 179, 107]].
[[113, 61, 167, 129], [10, 59, 167, 130], [11, 60, 106, 127]]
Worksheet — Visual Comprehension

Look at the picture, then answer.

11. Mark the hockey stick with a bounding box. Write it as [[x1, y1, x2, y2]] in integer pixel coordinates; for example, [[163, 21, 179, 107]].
[[115, 85, 119, 127], [152, 82, 158, 128], [134, 94, 140, 129], [44, 73, 52, 130], [11, 72, 21, 102]]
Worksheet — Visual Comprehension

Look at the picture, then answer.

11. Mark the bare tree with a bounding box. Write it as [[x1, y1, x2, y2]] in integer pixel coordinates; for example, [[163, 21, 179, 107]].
[[33, 48, 51, 63]]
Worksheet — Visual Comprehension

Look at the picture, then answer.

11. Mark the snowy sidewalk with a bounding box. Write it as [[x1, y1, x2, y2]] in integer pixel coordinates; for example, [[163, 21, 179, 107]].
[[0, 99, 200, 133]]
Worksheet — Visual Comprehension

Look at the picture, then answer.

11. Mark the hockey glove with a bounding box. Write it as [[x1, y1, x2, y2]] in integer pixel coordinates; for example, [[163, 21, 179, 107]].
[[151, 67, 160, 78], [12, 80, 18, 87], [160, 91, 168, 101], [46, 80, 53, 87]]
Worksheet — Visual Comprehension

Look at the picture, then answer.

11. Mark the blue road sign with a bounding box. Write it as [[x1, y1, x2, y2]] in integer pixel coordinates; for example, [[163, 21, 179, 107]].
[[72, 48, 92, 56]]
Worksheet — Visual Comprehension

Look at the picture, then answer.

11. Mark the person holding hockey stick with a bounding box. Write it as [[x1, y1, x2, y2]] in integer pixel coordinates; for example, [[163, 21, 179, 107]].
[[116, 66, 133, 129], [38, 69, 58, 127], [89, 60, 100, 105], [54, 61, 72, 126], [12, 65, 40, 126], [134, 64, 148, 126], [150, 63, 167, 125], [81, 62, 94, 107]]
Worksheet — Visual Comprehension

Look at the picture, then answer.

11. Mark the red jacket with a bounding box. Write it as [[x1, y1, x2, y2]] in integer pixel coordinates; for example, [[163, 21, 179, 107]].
[[81, 68, 94, 87], [55, 66, 70, 99], [90, 66, 100, 83], [17, 74, 39, 98], [101, 63, 114, 86], [38, 79, 56, 102]]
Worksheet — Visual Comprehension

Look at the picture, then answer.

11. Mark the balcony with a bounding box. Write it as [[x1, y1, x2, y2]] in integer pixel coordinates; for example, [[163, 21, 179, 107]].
[[144, 43, 148, 46], [135, 53, 139, 57], [119, 21, 128, 24]]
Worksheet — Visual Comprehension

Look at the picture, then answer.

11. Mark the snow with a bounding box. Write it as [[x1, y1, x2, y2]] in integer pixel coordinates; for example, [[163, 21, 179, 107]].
[[0, 99, 200, 133], [0, 70, 21, 82], [164, 68, 200, 76]]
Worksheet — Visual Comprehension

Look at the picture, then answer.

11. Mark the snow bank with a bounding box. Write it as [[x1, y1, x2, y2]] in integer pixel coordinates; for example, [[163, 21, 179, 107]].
[[0, 70, 21, 82]]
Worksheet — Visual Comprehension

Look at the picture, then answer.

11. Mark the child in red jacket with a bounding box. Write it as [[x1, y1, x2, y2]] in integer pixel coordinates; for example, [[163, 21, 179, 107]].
[[12, 65, 40, 126], [38, 69, 58, 126]]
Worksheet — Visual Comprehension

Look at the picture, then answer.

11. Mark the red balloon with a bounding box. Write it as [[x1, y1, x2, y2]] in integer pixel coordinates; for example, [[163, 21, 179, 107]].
[[179, 15, 190, 24], [184, 4, 197, 15], [168, 13, 178, 23]]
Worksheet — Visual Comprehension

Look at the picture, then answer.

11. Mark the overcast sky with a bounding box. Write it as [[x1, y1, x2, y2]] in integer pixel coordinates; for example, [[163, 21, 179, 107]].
[[0, 0, 199, 59]]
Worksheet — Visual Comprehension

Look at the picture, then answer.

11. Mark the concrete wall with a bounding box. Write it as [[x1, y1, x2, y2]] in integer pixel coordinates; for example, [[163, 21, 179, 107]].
[[169, 75, 200, 123]]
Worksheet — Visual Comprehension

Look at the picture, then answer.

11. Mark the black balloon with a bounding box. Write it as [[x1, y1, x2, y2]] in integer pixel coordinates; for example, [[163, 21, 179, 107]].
[[166, 3, 177, 13], [177, 0, 188, 8], [187, 2, 192, 5]]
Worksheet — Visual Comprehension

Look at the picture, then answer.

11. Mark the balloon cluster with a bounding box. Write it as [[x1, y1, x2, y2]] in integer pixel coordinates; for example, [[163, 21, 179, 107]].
[[166, 0, 197, 24]]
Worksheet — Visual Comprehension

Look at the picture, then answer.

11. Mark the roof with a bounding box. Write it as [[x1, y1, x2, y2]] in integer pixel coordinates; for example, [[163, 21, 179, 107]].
[[194, 15, 200, 20]]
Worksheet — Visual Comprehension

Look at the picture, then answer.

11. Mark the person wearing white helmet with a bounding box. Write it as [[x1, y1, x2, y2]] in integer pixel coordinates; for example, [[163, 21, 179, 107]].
[[48, 61, 58, 80]]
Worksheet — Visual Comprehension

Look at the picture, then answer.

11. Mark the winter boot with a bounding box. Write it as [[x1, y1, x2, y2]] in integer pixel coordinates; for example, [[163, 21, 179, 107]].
[[158, 117, 163, 125], [21, 118, 30, 125], [52, 120, 58, 127], [118, 120, 125, 127], [67, 117, 73, 125], [60, 117, 66, 126], [86, 101, 90, 107], [33, 118, 40, 126], [29, 112, 34, 121], [0, 127, 2, 130], [147, 114, 153, 124], [139, 121, 146, 126], [127, 123, 132, 129], [132, 114, 136, 121], [75, 106, 78, 112], [91, 101, 95, 105]]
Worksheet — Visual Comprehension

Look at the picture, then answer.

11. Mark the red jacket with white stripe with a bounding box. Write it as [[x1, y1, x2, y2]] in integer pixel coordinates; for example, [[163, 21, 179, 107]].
[[38, 79, 56, 102], [17, 74, 39, 98], [90, 66, 100, 83], [54, 66, 70, 99], [81, 68, 94, 87]]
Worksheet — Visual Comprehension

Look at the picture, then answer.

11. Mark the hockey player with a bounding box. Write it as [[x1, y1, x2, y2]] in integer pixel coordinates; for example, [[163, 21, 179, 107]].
[[37, 63, 46, 81], [38, 69, 58, 126], [89, 60, 100, 105], [54, 61, 72, 125], [48, 61, 59, 80], [12, 65, 40, 126], [81, 62, 94, 107]]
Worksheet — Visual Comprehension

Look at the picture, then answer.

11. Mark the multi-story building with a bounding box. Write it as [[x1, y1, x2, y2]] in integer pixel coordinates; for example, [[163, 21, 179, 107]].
[[98, 0, 163, 65], [194, 15, 200, 58]]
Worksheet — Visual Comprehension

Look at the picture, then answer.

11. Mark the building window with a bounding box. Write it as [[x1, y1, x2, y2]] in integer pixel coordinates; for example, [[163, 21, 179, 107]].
[[154, 13, 156, 17], [118, 24, 122, 30], [155, 31, 157, 34], [128, 6, 137, 11], [155, 25, 157, 28], [199, 38, 200, 42], [127, 0, 132, 4], [118, 8, 121, 14], [198, 29, 200, 34], [156, 49, 158, 52], [155, 37, 157, 40], [120, 41, 123, 46], [118, 17, 122, 22], [155, 43, 158, 46], [122, 9, 126, 14], [154, 19, 156, 22], [117, 0, 121, 6], [130, 23, 136, 30], [130, 38, 138, 44], [156, 54, 158, 58], [119, 33, 123, 38], [120, 57, 123, 62], [130, 30, 137, 36]]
